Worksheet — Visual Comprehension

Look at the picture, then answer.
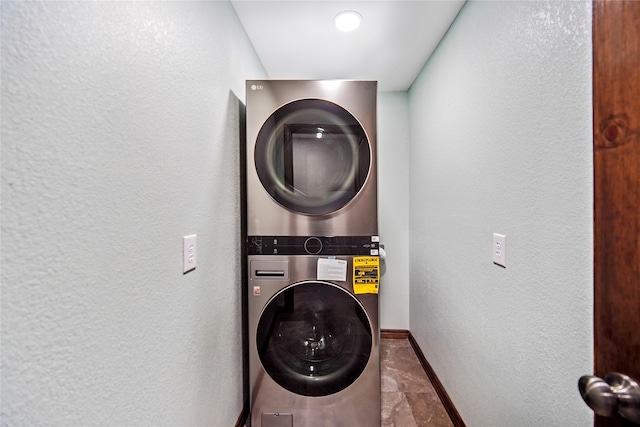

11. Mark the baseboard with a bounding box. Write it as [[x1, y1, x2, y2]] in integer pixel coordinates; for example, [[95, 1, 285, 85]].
[[406, 332, 466, 427], [380, 328, 410, 339]]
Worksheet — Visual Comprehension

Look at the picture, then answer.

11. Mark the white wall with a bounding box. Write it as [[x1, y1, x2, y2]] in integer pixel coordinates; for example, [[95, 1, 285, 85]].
[[408, 1, 593, 425], [378, 92, 410, 329], [1, 2, 265, 425]]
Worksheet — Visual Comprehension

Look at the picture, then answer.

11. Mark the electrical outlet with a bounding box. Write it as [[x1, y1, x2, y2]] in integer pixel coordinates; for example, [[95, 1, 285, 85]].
[[492, 233, 506, 267], [183, 234, 197, 273]]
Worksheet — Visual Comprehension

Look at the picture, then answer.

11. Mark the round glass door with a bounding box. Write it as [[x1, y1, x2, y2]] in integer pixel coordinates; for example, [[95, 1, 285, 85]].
[[254, 99, 371, 215], [256, 281, 372, 397]]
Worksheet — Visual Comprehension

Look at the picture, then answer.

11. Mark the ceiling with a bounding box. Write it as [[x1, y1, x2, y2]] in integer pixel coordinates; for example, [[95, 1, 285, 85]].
[[231, 1, 466, 92]]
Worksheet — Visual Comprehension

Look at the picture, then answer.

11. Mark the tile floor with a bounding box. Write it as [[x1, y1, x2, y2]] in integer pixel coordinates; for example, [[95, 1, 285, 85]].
[[381, 337, 453, 427], [245, 337, 454, 426]]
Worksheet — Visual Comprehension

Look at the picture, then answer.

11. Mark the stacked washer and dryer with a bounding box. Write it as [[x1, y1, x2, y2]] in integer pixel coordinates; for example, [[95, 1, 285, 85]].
[[245, 80, 380, 427]]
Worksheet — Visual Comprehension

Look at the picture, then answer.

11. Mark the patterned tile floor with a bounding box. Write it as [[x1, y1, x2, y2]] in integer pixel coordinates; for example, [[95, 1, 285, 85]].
[[381, 338, 453, 427]]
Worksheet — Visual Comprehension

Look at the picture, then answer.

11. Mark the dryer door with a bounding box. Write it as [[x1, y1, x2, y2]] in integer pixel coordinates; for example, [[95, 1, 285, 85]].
[[254, 99, 371, 215], [256, 281, 372, 397]]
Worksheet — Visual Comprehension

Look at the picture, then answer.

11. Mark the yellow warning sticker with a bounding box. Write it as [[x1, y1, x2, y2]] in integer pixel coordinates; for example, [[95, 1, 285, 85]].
[[353, 256, 380, 294]]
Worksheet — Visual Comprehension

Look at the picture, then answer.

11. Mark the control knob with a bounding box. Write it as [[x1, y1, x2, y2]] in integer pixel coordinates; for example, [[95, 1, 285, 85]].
[[304, 237, 323, 254]]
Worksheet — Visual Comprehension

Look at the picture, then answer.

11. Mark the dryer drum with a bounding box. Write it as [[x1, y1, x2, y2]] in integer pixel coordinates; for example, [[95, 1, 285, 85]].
[[256, 282, 372, 397], [254, 99, 371, 215]]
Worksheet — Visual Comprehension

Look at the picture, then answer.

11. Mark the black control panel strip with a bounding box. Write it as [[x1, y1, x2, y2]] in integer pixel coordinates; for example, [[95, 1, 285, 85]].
[[248, 235, 379, 256]]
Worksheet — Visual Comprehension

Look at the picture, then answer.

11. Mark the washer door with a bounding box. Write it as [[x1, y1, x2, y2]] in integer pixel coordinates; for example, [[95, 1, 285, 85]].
[[254, 99, 371, 215], [256, 281, 372, 397]]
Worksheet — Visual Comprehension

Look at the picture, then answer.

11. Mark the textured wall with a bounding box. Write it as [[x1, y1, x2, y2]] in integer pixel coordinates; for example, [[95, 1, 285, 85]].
[[378, 92, 411, 329], [408, 1, 593, 425], [1, 2, 265, 425]]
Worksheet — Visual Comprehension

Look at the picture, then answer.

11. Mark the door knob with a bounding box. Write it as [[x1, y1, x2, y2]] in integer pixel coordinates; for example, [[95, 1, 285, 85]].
[[578, 373, 640, 424]]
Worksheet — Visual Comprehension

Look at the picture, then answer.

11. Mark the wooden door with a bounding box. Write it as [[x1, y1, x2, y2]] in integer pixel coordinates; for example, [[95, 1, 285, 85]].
[[593, 1, 640, 426]]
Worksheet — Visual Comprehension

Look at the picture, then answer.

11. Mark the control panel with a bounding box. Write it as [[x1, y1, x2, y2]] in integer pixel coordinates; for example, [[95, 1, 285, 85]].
[[248, 235, 379, 256]]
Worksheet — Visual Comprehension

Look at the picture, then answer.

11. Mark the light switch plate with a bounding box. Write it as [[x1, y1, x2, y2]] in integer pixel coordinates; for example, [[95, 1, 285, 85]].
[[183, 234, 197, 273], [492, 233, 506, 267]]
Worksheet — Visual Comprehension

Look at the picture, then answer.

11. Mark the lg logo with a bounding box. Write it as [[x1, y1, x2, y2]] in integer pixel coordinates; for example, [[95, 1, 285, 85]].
[[250, 84, 264, 91]]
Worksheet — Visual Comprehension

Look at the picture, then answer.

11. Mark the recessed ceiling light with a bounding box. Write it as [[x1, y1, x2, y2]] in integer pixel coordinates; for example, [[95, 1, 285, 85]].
[[334, 11, 362, 32]]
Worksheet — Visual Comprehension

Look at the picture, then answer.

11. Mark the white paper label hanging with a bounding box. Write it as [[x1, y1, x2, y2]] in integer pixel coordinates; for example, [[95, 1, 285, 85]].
[[317, 258, 347, 281]]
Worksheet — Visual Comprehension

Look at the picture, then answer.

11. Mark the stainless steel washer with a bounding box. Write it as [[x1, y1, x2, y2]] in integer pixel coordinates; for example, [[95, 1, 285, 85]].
[[246, 80, 378, 237], [247, 248, 380, 427]]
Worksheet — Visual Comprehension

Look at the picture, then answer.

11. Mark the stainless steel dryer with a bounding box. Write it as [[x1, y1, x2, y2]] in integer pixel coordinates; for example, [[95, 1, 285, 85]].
[[246, 80, 377, 237], [247, 237, 381, 427]]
